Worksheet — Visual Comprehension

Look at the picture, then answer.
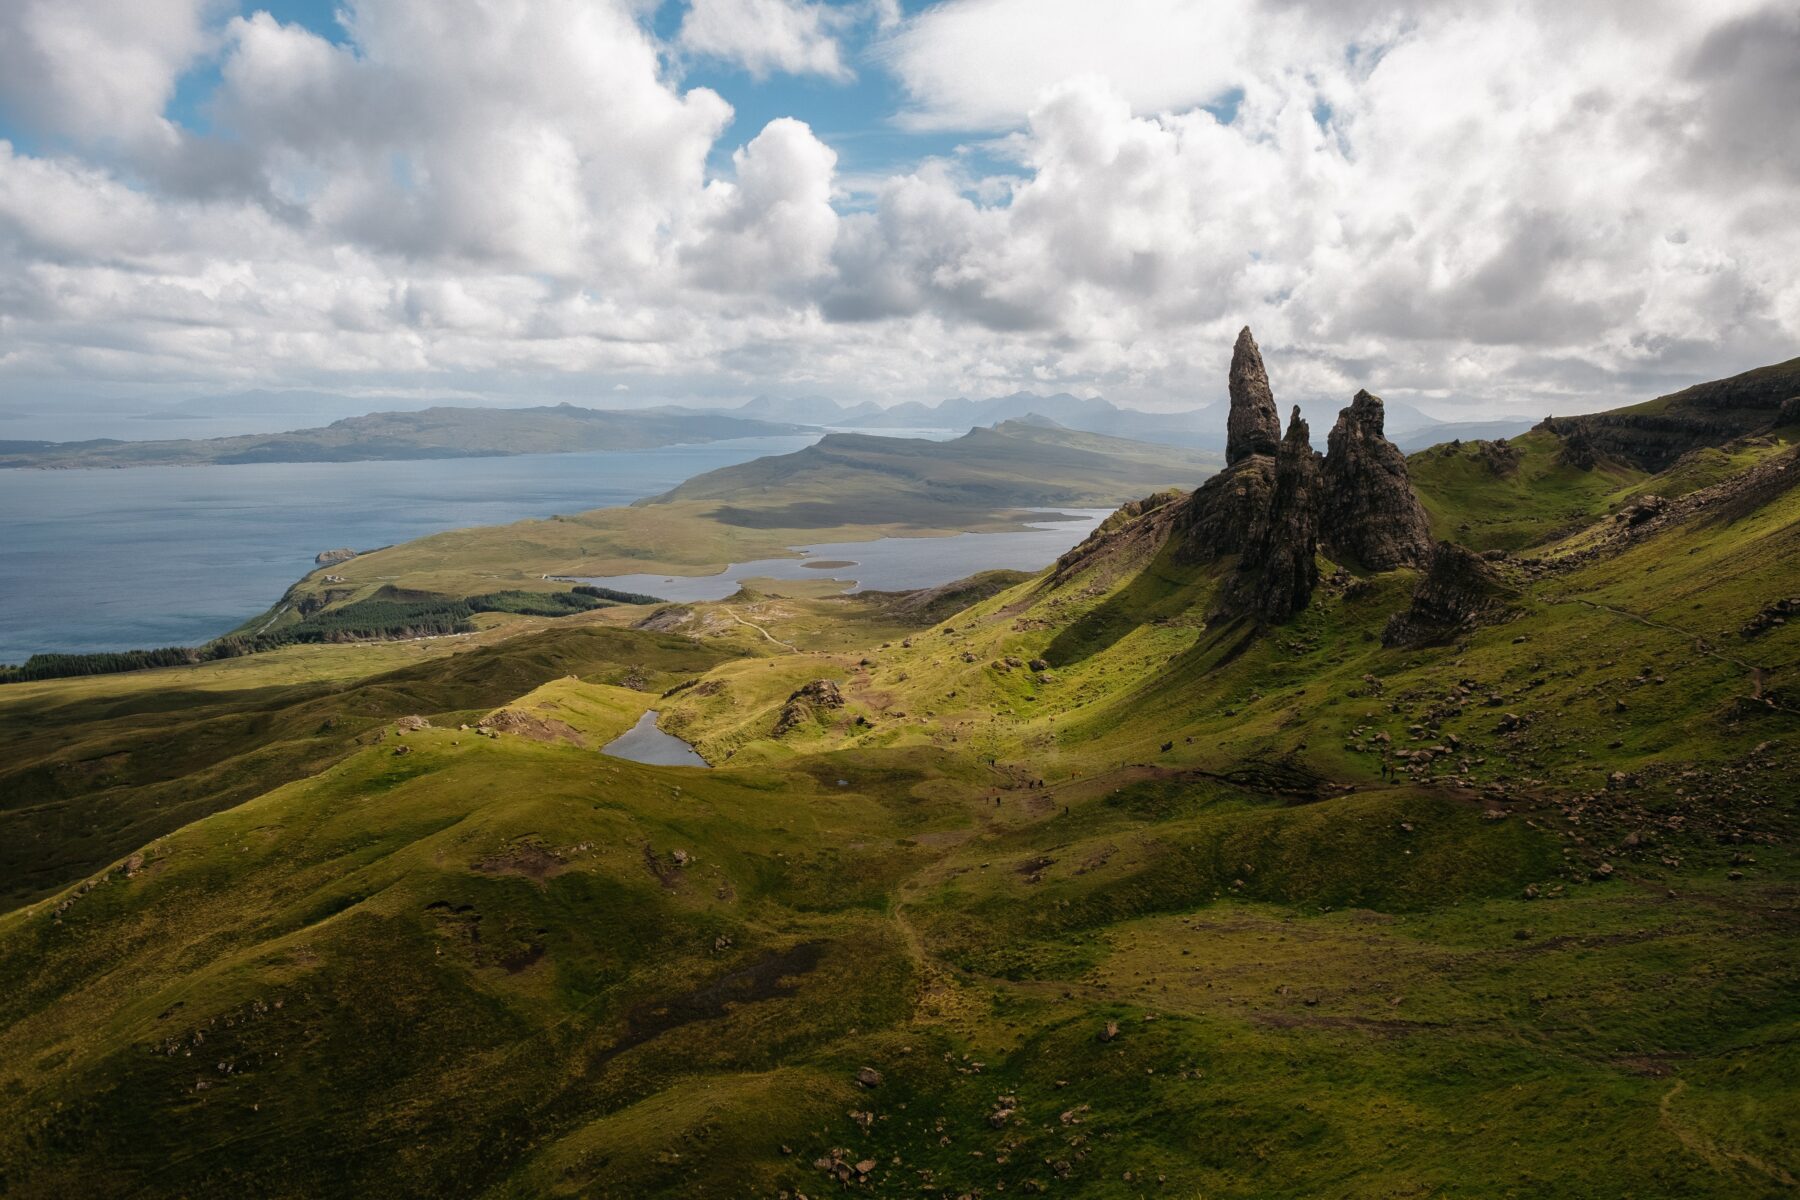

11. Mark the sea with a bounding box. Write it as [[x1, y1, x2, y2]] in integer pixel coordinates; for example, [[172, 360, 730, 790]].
[[0, 437, 816, 664], [0, 429, 1107, 665]]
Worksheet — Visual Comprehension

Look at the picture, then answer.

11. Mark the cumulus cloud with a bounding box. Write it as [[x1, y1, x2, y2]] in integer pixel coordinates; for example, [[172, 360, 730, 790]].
[[0, 0, 222, 149], [678, 0, 856, 81], [0, 0, 1796, 418]]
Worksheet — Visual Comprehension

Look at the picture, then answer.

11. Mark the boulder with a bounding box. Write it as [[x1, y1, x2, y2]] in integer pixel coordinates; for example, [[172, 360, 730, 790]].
[[1382, 542, 1518, 648]]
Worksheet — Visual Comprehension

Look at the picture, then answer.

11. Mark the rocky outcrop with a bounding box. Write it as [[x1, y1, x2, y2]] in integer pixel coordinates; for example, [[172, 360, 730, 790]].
[[1318, 390, 1434, 571], [773, 679, 845, 736], [315, 548, 358, 566], [1225, 326, 1282, 465], [1382, 541, 1516, 648], [1557, 423, 1598, 470], [1217, 408, 1320, 623]]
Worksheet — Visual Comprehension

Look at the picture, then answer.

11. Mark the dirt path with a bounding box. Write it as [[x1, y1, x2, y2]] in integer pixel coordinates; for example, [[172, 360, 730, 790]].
[[722, 607, 797, 651], [1658, 1079, 1799, 1188]]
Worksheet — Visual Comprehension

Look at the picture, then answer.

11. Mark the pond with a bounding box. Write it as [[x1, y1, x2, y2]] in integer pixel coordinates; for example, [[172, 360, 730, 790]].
[[571, 509, 1113, 603], [600, 709, 709, 767]]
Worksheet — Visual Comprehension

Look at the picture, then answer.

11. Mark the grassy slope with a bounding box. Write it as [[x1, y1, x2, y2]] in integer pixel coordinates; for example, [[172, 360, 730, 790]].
[[0, 427, 1795, 1197]]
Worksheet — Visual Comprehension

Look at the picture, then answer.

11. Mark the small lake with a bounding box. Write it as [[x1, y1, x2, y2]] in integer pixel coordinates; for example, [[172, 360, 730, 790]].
[[573, 509, 1113, 603], [601, 710, 709, 767]]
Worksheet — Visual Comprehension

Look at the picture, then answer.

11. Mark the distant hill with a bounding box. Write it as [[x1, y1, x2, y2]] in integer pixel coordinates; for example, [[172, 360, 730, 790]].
[[645, 418, 1219, 525], [731, 394, 884, 424], [0, 404, 808, 469]]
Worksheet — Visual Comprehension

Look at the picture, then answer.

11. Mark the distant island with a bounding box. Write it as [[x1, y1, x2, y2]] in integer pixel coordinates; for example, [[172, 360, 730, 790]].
[[0, 404, 807, 469]]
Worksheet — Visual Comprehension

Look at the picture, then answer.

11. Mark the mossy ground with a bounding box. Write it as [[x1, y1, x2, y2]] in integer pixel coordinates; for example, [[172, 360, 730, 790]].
[[0, 427, 1794, 1197]]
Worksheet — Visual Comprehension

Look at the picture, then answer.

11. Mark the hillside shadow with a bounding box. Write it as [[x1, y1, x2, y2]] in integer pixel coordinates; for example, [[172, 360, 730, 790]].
[[1042, 547, 1219, 667]]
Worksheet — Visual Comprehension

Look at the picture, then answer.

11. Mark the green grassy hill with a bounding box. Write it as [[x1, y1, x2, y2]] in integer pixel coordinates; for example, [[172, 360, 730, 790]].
[[0, 380, 1794, 1196]]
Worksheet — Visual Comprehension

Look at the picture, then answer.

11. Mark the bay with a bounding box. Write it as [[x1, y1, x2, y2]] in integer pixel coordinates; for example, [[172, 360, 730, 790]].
[[0, 437, 820, 664]]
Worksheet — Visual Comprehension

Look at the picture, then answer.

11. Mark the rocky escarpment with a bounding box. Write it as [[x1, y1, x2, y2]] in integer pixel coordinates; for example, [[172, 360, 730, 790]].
[[1382, 541, 1517, 648], [1536, 356, 1800, 472], [1216, 408, 1320, 623], [1318, 390, 1434, 570]]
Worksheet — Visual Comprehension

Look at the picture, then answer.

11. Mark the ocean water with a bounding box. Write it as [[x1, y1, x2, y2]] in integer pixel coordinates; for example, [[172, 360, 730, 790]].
[[0, 437, 821, 664], [574, 510, 1113, 602]]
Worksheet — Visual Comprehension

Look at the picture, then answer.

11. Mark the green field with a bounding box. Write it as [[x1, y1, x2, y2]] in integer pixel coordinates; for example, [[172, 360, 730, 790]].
[[0, 409, 1794, 1197]]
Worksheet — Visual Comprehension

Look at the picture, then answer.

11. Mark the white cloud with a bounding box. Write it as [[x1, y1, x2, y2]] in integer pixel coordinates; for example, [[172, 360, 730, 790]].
[[0, 0, 1796, 420], [0, 0, 221, 149], [678, 0, 855, 81]]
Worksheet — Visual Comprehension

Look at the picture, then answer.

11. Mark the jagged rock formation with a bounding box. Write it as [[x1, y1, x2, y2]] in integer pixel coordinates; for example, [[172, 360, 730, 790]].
[[1225, 327, 1282, 465], [1382, 541, 1517, 647], [1318, 390, 1434, 570], [1172, 328, 1438, 624], [1217, 408, 1320, 623]]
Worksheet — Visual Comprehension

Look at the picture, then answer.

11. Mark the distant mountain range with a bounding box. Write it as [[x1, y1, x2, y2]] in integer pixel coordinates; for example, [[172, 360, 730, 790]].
[[0, 388, 1538, 471], [0, 404, 807, 469], [720, 390, 1534, 451]]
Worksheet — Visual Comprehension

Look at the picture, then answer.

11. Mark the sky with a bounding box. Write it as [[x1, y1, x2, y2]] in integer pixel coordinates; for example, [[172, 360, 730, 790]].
[[0, 0, 1796, 421]]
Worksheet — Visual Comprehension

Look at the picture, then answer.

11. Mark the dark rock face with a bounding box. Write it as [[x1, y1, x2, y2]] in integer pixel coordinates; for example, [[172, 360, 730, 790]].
[[1317, 390, 1434, 571], [1382, 541, 1516, 648], [1225, 327, 1282, 465], [1217, 408, 1320, 623], [1172, 454, 1276, 564]]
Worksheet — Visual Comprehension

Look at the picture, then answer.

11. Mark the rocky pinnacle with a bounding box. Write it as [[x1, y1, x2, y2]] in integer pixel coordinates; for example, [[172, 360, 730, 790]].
[[1225, 326, 1283, 465], [1219, 406, 1320, 623], [1318, 389, 1435, 571]]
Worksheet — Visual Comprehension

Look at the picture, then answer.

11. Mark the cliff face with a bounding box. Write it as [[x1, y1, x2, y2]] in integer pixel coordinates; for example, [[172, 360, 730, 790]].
[[1537, 356, 1800, 472], [1318, 391, 1434, 571]]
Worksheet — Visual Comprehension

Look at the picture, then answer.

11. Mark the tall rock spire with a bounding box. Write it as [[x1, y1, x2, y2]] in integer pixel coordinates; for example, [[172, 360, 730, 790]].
[[1225, 326, 1282, 465], [1318, 389, 1434, 570], [1217, 406, 1320, 623]]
